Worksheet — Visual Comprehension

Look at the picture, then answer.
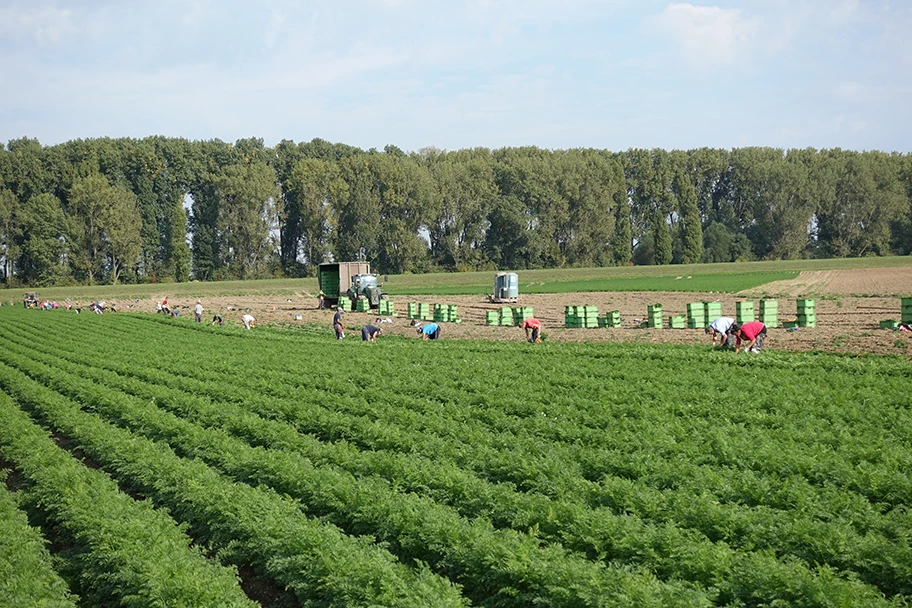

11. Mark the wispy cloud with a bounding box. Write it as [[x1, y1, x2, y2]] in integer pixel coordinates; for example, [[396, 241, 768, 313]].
[[0, 5, 73, 44], [648, 4, 758, 69]]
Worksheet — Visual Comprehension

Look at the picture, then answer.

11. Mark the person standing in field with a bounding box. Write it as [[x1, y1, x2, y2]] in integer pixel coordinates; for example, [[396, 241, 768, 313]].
[[731, 321, 767, 353], [361, 324, 383, 342], [521, 317, 542, 343], [416, 322, 441, 340], [194, 300, 204, 323], [318, 290, 326, 310], [241, 314, 257, 330], [333, 307, 345, 340], [705, 316, 735, 347]]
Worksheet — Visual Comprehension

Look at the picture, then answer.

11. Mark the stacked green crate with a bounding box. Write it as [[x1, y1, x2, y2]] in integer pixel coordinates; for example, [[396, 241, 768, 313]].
[[485, 310, 499, 326], [647, 304, 663, 329], [356, 298, 370, 313], [669, 315, 687, 329], [581, 306, 599, 328], [336, 298, 352, 312], [377, 300, 395, 316], [880, 319, 900, 329], [604, 310, 621, 328], [686, 302, 705, 329], [407, 302, 418, 319], [499, 307, 514, 326], [759, 299, 778, 328], [735, 300, 754, 324], [318, 267, 340, 299], [564, 306, 581, 328], [797, 299, 816, 327], [703, 301, 722, 323], [433, 304, 459, 323], [903, 297, 912, 324], [513, 306, 534, 325], [417, 303, 433, 320]]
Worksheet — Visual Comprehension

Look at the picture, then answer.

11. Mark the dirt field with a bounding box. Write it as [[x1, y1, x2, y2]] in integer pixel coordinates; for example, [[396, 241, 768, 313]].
[[100, 274, 912, 357]]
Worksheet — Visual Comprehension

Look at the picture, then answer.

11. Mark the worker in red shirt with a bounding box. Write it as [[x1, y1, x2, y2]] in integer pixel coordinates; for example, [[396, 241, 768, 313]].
[[521, 317, 542, 343], [731, 321, 767, 353]]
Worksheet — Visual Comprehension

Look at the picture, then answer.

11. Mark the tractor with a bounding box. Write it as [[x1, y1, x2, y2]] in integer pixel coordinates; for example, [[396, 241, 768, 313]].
[[318, 262, 388, 310]]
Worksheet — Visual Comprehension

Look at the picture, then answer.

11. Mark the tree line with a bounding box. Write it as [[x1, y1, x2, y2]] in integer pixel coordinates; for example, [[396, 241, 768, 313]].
[[1, 136, 910, 286]]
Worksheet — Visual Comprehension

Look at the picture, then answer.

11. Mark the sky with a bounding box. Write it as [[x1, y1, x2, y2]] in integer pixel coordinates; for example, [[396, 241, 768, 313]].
[[1, 0, 910, 153]]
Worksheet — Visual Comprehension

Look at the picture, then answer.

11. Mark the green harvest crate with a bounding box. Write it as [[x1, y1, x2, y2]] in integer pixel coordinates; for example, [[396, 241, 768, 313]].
[[782, 320, 799, 329], [759, 315, 779, 328], [880, 319, 900, 329], [336, 299, 352, 312], [647, 304, 662, 315], [796, 299, 816, 312], [485, 311, 499, 325], [356, 299, 370, 312], [407, 303, 418, 318], [759, 300, 778, 314], [798, 315, 816, 328], [686, 302, 703, 315], [669, 315, 687, 329], [703, 302, 722, 318], [687, 317, 704, 329], [735, 301, 755, 324]]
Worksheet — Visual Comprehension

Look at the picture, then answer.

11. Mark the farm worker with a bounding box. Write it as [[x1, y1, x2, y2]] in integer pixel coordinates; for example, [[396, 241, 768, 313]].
[[705, 317, 735, 347], [520, 317, 542, 343], [211, 314, 224, 326], [318, 290, 326, 310], [361, 324, 383, 342], [333, 307, 345, 340], [731, 321, 767, 354], [241, 313, 257, 330], [417, 322, 441, 340], [194, 300, 204, 323]]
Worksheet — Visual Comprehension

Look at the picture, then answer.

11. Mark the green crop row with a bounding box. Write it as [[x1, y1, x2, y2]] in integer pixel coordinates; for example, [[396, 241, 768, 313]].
[[0, 393, 256, 608], [0, 476, 76, 608], [0, 359, 468, 608], [3, 316, 908, 604]]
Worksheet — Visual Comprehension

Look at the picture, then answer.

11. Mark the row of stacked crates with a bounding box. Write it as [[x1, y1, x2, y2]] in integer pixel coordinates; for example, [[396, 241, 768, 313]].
[[355, 298, 371, 312], [336, 298, 353, 312], [566, 305, 599, 328], [647, 304, 662, 328], [485, 307, 516, 326], [603, 310, 621, 328]]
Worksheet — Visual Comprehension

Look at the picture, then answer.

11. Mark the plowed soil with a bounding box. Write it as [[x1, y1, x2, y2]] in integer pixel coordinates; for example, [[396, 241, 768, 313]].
[[112, 269, 912, 356]]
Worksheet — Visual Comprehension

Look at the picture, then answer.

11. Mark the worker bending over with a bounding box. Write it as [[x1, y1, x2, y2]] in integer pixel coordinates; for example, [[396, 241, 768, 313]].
[[731, 321, 767, 353], [705, 316, 735, 347], [521, 317, 542, 343], [416, 322, 441, 340], [241, 314, 257, 330], [361, 325, 383, 342]]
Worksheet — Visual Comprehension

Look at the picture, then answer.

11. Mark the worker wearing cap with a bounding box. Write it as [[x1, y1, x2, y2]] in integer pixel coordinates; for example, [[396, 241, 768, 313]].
[[705, 316, 735, 347], [333, 307, 345, 340], [361, 324, 383, 342], [731, 321, 767, 353], [194, 299, 204, 323], [416, 322, 441, 340], [521, 317, 542, 343]]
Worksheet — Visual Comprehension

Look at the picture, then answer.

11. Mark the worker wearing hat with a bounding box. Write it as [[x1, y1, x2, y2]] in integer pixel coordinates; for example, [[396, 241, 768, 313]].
[[194, 299, 204, 323], [333, 306, 345, 340]]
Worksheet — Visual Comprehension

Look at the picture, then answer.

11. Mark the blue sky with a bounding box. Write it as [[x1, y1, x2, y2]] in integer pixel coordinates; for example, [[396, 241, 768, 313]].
[[1, 0, 910, 153]]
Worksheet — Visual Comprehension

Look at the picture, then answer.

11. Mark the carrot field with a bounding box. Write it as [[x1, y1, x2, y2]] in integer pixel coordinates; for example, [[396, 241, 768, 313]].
[[1, 307, 911, 607]]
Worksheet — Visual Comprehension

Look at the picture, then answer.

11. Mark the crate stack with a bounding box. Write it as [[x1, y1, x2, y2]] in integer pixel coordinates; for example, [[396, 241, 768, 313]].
[[336, 298, 352, 312], [565, 305, 599, 328], [408, 302, 433, 321], [903, 298, 912, 326], [703, 301, 722, 324], [499, 307, 515, 326], [759, 299, 778, 328], [356, 298, 370, 313], [485, 310, 499, 326], [603, 310, 622, 328], [668, 314, 687, 329], [433, 304, 459, 323], [735, 300, 754, 324], [686, 302, 705, 329], [378, 300, 396, 316], [797, 299, 816, 327], [512, 306, 534, 326], [647, 304, 663, 329]]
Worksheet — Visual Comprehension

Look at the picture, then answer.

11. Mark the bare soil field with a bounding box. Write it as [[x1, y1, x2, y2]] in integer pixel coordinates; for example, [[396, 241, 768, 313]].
[[751, 267, 912, 297], [99, 278, 912, 357]]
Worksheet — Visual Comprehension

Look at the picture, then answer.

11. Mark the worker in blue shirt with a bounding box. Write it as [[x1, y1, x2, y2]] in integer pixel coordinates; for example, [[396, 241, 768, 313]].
[[416, 322, 441, 340]]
